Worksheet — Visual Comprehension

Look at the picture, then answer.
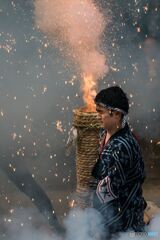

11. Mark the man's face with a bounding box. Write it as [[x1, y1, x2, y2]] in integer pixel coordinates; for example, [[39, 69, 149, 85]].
[[96, 105, 116, 130]]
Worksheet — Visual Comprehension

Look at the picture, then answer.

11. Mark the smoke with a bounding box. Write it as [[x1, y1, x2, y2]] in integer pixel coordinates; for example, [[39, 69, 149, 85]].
[[0, 1, 76, 228], [118, 215, 160, 240], [0, 1, 160, 239], [64, 207, 106, 240], [148, 214, 160, 234], [34, 0, 109, 108], [1, 207, 105, 240], [2, 206, 160, 240]]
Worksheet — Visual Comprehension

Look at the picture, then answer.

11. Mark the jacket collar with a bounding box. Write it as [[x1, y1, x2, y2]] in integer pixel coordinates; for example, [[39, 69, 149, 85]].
[[102, 123, 130, 145]]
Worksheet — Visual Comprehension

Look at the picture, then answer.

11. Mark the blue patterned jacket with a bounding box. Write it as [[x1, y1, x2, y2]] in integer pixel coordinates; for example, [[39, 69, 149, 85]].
[[92, 123, 147, 233]]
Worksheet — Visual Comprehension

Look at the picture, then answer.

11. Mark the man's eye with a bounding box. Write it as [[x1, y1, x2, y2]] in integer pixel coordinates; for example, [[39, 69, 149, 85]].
[[96, 110, 101, 113]]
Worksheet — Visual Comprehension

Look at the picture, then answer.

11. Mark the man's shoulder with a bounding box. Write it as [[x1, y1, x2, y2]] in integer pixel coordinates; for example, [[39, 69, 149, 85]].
[[110, 132, 140, 153]]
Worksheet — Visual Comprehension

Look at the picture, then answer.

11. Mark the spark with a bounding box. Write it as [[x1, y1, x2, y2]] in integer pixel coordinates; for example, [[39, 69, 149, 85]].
[[110, 66, 119, 72], [1, 110, 4, 117], [136, 27, 141, 33], [46, 143, 51, 148], [0, 32, 16, 53], [12, 132, 17, 140], [42, 86, 47, 94], [69, 200, 75, 208], [11, 1, 16, 9], [132, 63, 138, 72], [144, 5, 148, 13], [9, 209, 14, 214], [44, 43, 49, 48], [56, 120, 64, 133], [9, 163, 16, 172], [63, 178, 66, 182]]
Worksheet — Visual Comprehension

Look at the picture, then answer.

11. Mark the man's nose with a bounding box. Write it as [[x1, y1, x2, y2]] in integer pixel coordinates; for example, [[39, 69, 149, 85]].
[[97, 112, 101, 117]]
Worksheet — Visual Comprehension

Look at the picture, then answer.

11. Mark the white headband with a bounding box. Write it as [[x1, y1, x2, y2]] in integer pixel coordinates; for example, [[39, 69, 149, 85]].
[[96, 102, 128, 116]]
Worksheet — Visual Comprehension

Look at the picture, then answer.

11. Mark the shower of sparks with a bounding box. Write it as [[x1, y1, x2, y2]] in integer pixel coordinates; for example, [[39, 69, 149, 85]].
[[0, 32, 16, 53], [0, 0, 159, 233]]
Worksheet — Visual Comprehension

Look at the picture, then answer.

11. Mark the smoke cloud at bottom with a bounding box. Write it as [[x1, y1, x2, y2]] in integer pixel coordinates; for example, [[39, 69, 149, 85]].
[[1, 206, 160, 240]]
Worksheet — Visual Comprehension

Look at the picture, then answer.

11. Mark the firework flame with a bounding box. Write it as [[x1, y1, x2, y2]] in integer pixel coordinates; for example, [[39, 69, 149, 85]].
[[82, 74, 96, 112], [35, 0, 109, 111]]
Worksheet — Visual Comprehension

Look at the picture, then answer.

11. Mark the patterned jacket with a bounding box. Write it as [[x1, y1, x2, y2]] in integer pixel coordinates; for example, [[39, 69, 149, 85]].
[[92, 123, 147, 233]]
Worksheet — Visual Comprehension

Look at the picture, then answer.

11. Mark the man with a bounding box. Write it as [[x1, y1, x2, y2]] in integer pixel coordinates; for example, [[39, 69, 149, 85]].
[[92, 86, 147, 237]]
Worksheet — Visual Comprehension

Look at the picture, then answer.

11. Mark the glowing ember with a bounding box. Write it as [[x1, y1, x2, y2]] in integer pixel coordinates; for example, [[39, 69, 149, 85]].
[[56, 120, 63, 132], [81, 74, 96, 112], [69, 199, 76, 208]]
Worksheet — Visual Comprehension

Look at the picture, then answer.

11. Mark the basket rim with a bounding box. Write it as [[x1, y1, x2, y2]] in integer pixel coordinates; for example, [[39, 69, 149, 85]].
[[73, 106, 98, 116]]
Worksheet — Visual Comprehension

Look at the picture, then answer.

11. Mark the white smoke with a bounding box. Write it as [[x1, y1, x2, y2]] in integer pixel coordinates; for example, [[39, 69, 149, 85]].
[[2, 207, 105, 240], [34, 0, 108, 78], [34, 0, 109, 108], [64, 207, 105, 240], [2, 206, 160, 240]]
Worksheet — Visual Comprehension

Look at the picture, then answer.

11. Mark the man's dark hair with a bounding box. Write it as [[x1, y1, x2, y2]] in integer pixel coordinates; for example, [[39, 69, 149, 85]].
[[95, 86, 129, 114]]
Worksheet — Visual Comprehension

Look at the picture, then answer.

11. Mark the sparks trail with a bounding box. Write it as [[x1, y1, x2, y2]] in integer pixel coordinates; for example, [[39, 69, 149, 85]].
[[0, 150, 64, 235]]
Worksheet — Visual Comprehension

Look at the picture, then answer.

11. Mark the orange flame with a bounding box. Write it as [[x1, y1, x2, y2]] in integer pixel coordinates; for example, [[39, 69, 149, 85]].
[[81, 74, 96, 112]]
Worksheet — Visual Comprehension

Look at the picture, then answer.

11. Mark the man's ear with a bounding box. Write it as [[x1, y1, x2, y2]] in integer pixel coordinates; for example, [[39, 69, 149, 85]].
[[109, 110, 113, 116], [114, 111, 121, 119]]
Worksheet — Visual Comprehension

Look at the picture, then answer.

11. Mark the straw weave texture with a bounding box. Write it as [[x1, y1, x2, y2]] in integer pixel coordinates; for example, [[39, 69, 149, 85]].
[[73, 107, 101, 208]]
